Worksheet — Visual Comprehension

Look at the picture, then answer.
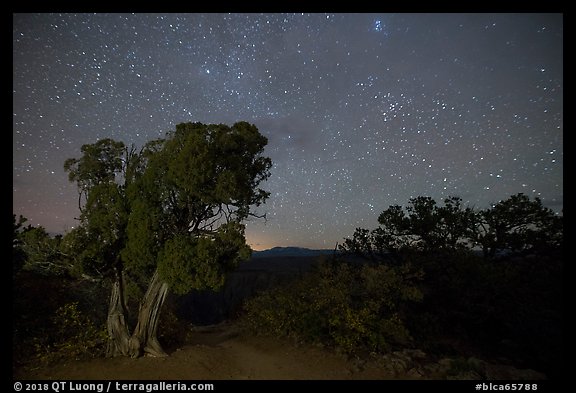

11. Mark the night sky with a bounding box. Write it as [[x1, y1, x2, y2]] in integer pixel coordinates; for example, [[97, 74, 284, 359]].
[[13, 13, 563, 250]]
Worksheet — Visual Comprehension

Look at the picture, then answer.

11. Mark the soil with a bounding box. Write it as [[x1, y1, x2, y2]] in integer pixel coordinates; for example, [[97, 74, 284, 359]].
[[14, 322, 401, 380]]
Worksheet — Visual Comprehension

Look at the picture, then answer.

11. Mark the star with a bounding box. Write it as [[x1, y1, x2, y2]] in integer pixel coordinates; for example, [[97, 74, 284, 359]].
[[13, 13, 563, 250]]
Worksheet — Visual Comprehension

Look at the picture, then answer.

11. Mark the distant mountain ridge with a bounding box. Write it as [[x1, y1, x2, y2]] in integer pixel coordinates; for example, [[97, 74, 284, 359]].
[[252, 246, 335, 258]]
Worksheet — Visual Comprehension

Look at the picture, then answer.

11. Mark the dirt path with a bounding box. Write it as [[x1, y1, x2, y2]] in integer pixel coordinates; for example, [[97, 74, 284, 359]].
[[16, 322, 396, 380]]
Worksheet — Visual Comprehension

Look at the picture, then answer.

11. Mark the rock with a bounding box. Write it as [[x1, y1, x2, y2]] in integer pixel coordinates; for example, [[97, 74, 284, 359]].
[[374, 354, 403, 376], [390, 357, 409, 373], [403, 349, 427, 359], [349, 359, 365, 373], [484, 364, 546, 380], [392, 350, 412, 362], [437, 358, 453, 372], [467, 357, 487, 373], [511, 369, 547, 380], [447, 370, 483, 380], [421, 363, 448, 377], [405, 367, 425, 379]]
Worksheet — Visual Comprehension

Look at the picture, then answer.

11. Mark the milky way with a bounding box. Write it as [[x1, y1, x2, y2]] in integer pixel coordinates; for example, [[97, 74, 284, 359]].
[[13, 13, 563, 250]]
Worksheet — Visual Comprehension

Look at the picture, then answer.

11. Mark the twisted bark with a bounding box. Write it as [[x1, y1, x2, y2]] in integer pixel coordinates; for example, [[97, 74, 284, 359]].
[[131, 269, 170, 357], [106, 268, 169, 358], [106, 272, 131, 357]]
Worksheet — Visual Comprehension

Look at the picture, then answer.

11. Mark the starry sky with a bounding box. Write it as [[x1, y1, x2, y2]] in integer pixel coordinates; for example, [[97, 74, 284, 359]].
[[13, 13, 563, 250]]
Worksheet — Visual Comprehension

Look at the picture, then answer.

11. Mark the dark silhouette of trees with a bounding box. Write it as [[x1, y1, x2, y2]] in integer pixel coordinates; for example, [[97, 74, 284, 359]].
[[12, 214, 68, 276], [341, 193, 561, 261], [339, 193, 563, 376], [63, 121, 271, 358], [471, 193, 563, 259], [13, 214, 31, 275]]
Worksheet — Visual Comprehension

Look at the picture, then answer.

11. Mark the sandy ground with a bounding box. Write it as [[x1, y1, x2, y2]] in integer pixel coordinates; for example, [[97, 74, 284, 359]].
[[15, 322, 398, 380]]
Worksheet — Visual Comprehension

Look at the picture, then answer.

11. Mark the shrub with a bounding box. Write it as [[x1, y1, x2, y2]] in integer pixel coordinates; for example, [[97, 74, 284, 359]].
[[157, 296, 189, 350], [243, 259, 423, 355], [34, 302, 107, 363]]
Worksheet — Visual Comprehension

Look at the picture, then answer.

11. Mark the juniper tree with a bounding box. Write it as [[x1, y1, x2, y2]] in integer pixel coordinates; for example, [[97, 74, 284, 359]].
[[64, 122, 271, 357]]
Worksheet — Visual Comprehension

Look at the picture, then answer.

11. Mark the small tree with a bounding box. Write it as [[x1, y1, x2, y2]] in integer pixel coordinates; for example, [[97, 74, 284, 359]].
[[12, 214, 70, 276], [472, 193, 563, 259], [338, 193, 562, 374], [341, 193, 561, 261], [64, 121, 271, 357], [341, 196, 475, 259]]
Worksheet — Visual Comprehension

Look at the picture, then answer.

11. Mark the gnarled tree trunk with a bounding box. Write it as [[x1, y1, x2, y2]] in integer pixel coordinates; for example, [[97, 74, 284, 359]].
[[106, 270, 131, 357], [106, 268, 170, 358], [130, 269, 170, 357]]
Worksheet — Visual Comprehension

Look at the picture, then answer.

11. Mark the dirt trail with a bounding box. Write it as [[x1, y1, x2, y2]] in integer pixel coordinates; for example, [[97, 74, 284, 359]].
[[16, 323, 395, 380]]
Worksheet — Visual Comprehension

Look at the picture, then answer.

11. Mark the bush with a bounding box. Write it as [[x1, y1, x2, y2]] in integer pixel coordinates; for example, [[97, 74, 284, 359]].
[[157, 296, 189, 350], [403, 249, 563, 377], [33, 302, 107, 363], [243, 259, 423, 355]]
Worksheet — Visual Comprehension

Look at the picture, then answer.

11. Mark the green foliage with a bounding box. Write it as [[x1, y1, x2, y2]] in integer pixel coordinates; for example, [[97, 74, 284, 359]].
[[120, 198, 161, 277], [64, 121, 271, 291], [158, 222, 251, 294], [63, 139, 133, 280], [63, 138, 126, 192], [123, 121, 270, 290], [33, 302, 107, 363], [60, 226, 104, 278], [12, 215, 71, 276], [244, 259, 423, 355], [60, 121, 271, 357], [82, 183, 129, 244]]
